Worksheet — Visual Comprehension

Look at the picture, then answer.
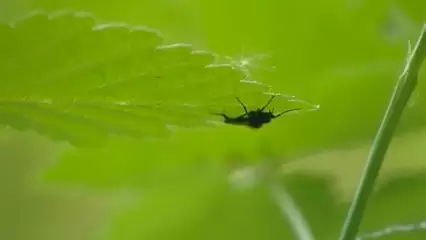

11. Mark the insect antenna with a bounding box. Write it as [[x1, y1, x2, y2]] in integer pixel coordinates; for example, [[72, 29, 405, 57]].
[[210, 112, 229, 118], [260, 95, 276, 111], [273, 108, 302, 118]]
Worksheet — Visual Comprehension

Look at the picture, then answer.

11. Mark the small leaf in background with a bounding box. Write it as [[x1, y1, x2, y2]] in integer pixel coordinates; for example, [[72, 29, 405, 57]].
[[360, 171, 426, 240]]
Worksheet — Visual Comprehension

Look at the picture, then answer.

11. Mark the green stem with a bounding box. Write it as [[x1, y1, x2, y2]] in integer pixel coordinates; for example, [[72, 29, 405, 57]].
[[338, 24, 426, 240]]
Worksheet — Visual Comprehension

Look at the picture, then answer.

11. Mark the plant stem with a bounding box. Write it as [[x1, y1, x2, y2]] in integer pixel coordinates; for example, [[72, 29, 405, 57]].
[[270, 183, 315, 240], [338, 24, 426, 240]]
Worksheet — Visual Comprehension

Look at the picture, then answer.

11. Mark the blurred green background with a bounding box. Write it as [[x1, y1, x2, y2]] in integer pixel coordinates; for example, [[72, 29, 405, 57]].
[[1, 0, 426, 239]]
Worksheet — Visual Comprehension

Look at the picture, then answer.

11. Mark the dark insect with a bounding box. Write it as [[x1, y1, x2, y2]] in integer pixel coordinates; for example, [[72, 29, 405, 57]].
[[213, 95, 301, 129]]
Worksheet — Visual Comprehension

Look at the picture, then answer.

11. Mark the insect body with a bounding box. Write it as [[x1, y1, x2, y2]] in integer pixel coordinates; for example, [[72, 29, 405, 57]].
[[213, 96, 301, 129]]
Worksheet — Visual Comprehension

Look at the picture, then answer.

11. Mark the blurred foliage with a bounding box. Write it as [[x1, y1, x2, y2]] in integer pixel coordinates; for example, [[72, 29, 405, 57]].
[[2, 129, 426, 240], [2, 0, 426, 240], [0, 129, 121, 240]]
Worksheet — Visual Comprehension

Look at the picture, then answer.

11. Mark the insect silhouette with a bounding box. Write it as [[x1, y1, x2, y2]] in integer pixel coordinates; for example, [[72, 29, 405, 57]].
[[212, 95, 301, 129]]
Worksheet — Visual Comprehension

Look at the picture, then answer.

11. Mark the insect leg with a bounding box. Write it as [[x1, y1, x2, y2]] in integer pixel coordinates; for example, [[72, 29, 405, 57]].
[[236, 97, 248, 114], [211, 112, 234, 122], [260, 95, 276, 111]]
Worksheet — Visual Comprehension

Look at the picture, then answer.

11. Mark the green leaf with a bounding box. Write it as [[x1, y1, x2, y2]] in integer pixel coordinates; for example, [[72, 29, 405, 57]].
[[1, 10, 299, 147]]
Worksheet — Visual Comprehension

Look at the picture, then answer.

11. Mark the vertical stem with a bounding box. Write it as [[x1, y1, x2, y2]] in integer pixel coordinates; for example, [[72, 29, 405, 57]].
[[339, 24, 426, 240]]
